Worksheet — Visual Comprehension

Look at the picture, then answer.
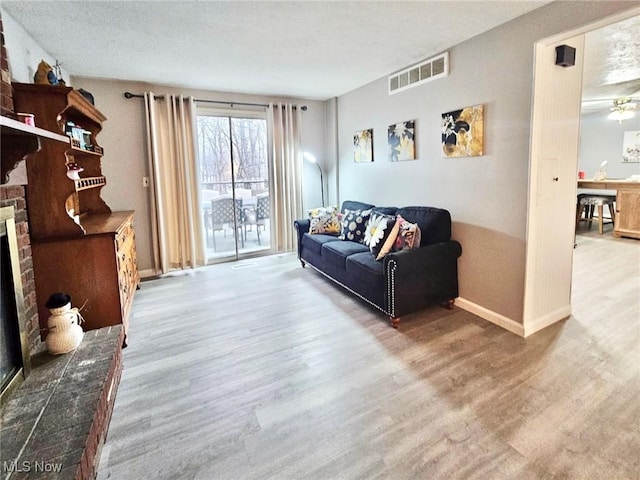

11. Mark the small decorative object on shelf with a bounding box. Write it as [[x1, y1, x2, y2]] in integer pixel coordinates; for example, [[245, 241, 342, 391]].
[[33, 60, 58, 85], [66, 161, 84, 180], [44, 292, 84, 355], [16, 112, 35, 126], [78, 88, 95, 105], [65, 121, 93, 150], [54, 60, 66, 87]]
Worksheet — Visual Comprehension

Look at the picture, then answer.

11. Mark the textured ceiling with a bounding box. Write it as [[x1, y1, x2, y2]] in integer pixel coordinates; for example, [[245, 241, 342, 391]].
[[1, 0, 551, 100], [582, 14, 640, 112]]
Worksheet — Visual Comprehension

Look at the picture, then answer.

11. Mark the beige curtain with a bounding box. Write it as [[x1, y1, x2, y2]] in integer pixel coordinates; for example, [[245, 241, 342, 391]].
[[144, 92, 206, 273], [267, 103, 304, 252]]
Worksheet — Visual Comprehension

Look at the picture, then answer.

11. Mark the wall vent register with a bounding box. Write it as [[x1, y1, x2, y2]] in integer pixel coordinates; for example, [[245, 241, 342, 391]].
[[388, 51, 449, 95]]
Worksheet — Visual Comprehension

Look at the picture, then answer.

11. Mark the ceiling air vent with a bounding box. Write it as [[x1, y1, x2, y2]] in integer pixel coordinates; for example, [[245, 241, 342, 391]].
[[388, 52, 449, 95]]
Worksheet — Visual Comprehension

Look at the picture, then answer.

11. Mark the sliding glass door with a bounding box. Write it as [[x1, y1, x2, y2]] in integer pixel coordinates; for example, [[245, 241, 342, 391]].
[[196, 112, 270, 261]]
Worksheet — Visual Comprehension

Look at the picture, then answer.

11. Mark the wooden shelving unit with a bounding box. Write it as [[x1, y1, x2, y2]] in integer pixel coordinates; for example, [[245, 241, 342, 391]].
[[12, 83, 140, 342]]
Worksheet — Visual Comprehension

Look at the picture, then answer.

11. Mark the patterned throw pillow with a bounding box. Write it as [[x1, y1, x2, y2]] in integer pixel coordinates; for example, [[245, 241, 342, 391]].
[[339, 208, 372, 243], [365, 212, 397, 259], [394, 215, 422, 251], [375, 220, 401, 260], [308, 206, 341, 235]]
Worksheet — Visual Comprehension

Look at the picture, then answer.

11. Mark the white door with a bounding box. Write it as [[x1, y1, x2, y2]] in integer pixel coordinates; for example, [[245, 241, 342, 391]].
[[523, 35, 585, 335]]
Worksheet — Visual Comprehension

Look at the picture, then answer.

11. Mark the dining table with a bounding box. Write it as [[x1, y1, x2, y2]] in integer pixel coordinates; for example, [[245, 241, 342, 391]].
[[577, 178, 640, 239]]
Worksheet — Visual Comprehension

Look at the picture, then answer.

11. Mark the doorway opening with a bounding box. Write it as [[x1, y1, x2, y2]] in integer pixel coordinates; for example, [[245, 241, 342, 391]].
[[525, 7, 640, 335], [196, 112, 272, 262]]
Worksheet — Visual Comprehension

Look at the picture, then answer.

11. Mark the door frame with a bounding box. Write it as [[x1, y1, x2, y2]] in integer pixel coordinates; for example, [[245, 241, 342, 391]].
[[196, 107, 272, 263]]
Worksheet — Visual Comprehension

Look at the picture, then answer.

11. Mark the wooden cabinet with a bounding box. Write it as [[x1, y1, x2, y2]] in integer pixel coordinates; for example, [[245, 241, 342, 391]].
[[12, 83, 139, 340], [614, 189, 640, 239]]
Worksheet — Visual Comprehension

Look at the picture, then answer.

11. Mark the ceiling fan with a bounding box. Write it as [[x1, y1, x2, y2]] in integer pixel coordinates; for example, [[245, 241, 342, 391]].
[[607, 97, 638, 123], [581, 95, 639, 119]]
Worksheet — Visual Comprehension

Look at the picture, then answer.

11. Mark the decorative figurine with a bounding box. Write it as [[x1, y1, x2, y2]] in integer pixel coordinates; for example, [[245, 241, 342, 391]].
[[54, 60, 66, 86], [66, 162, 84, 180], [44, 293, 84, 355], [33, 60, 58, 85]]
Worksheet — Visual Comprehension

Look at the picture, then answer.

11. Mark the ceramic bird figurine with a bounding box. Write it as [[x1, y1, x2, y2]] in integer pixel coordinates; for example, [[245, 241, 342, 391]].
[[33, 60, 58, 85]]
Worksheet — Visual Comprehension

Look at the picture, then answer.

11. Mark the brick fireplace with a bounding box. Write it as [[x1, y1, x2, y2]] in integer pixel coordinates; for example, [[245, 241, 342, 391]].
[[0, 185, 41, 356], [1, 186, 124, 479]]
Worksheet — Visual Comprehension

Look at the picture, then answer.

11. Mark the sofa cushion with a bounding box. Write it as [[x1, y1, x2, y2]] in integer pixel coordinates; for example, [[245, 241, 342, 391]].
[[396, 206, 451, 246], [308, 206, 341, 234], [339, 208, 372, 243], [322, 240, 369, 269], [301, 232, 340, 255], [371, 206, 398, 216], [346, 252, 384, 287], [341, 200, 375, 214]]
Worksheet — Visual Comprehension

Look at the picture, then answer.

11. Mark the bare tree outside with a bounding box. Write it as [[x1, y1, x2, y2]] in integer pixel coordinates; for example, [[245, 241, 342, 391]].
[[197, 116, 268, 195], [197, 115, 271, 257]]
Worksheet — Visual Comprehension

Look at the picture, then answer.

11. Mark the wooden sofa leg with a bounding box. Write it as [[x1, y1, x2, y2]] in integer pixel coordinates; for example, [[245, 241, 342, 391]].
[[300, 260, 305, 268], [391, 317, 400, 329], [444, 299, 455, 309]]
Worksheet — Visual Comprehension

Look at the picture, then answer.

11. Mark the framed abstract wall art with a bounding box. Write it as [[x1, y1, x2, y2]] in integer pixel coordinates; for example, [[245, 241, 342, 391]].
[[441, 104, 484, 157], [354, 128, 374, 163], [622, 131, 640, 163], [388, 120, 415, 161]]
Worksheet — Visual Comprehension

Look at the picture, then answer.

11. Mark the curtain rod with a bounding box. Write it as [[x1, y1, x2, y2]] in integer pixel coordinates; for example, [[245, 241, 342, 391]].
[[123, 92, 307, 110]]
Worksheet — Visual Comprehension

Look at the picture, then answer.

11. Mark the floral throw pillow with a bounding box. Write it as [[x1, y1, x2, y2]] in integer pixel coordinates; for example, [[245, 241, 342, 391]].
[[308, 206, 341, 235], [375, 219, 401, 260], [394, 214, 422, 251], [339, 208, 372, 243], [365, 212, 397, 259]]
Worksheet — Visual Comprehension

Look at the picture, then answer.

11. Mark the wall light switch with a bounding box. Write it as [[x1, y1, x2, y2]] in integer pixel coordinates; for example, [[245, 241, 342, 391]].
[[142, 176, 150, 187]]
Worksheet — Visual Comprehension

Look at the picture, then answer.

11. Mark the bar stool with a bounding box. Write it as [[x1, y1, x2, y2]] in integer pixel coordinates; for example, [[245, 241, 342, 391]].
[[576, 194, 616, 234]]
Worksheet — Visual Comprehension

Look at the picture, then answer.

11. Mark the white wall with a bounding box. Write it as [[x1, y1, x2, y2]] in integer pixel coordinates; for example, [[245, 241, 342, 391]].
[[579, 111, 640, 179], [70, 78, 327, 274], [334, 1, 635, 325]]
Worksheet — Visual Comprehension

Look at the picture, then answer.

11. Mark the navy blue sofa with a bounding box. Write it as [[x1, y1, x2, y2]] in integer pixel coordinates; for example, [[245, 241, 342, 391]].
[[294, 200, 462, 327]]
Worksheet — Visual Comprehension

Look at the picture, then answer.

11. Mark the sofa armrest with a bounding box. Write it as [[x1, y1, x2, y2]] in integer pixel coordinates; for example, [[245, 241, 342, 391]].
[[383, 240, 462, 317], [294, 218, 311, 258]]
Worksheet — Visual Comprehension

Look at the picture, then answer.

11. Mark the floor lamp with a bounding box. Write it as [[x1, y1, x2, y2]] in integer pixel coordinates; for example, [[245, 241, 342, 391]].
[[303, 152, 325, 207]]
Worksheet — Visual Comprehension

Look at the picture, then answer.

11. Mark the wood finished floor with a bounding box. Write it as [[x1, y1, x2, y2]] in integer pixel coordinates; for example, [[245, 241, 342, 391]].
[[97, 233, 639, 480]]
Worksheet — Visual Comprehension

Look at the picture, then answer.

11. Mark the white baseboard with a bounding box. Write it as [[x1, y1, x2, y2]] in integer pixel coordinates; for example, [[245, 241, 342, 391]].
[[523, 304, 571, 337], [456, 297, 571, 337], [456, 297, 525, 337]]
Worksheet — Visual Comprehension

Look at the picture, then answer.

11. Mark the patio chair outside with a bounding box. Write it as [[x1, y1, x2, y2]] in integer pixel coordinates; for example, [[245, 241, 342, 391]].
[[210, 196, 244, 250]]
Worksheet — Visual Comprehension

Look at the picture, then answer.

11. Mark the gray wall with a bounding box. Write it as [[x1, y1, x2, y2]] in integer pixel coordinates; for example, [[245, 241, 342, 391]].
[[579, 111, 640, 179], [334, 1, 635, 324]]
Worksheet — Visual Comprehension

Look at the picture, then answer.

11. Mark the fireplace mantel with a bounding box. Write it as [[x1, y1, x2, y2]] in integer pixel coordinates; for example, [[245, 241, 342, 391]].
[[0, 115, 69, 185]]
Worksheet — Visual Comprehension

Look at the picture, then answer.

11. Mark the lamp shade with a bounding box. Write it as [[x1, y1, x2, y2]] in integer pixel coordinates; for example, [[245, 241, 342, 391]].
[[607, 109, 635, 122]]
